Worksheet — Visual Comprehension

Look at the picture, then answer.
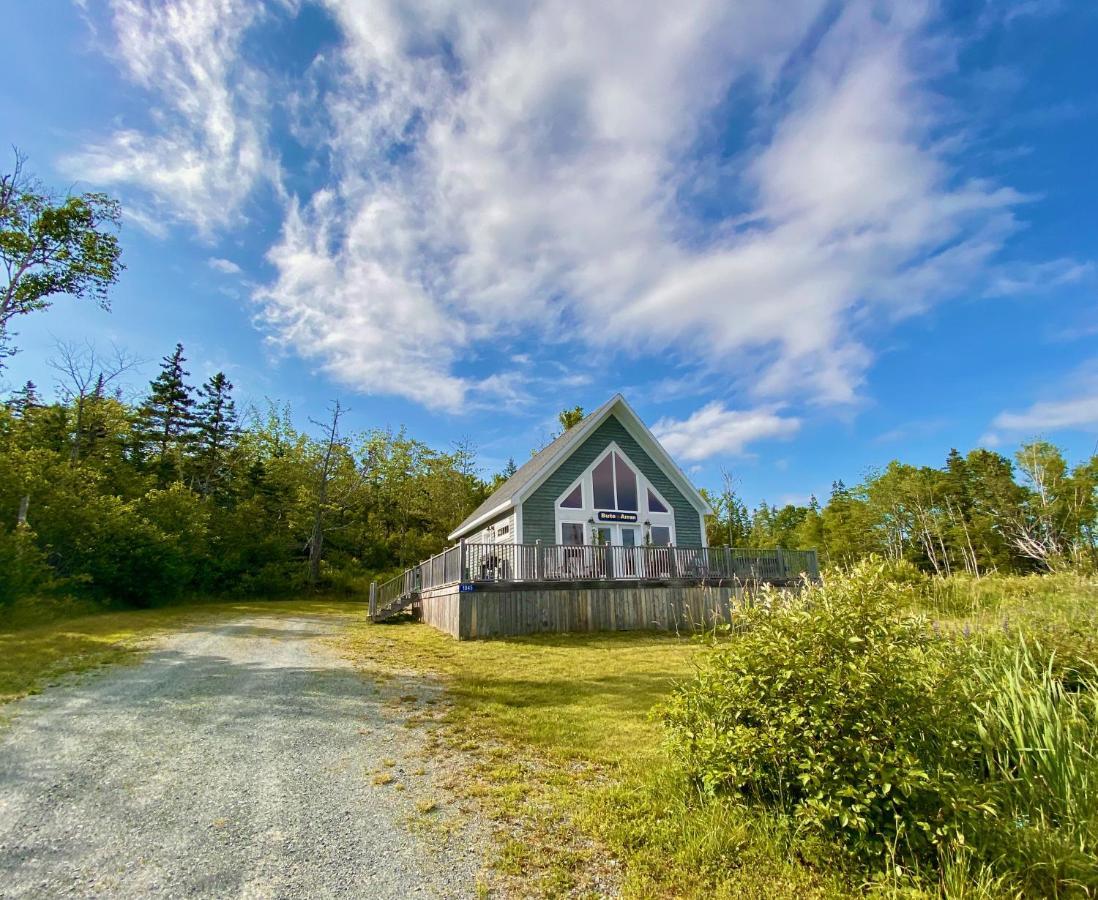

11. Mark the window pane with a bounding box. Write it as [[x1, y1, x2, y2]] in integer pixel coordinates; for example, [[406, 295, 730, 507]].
[[621, 528, 637, 548], [561, 523, 585, 545], [592, 455, 615, 508], [647, 488, 667, 513], [560, 484, 582, 508], [651, 526, 671, 546], [613, 453, 638, 511], [596, 526, 612, 546]]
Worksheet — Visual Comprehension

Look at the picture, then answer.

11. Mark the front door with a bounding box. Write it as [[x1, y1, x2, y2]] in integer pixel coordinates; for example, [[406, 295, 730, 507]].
[[591, 525, 640, 577], [619, 526, 639, 577]]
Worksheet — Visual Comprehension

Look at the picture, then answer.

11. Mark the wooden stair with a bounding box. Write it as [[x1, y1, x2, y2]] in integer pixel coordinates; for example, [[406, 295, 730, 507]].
[[369, 591, 420, 622]]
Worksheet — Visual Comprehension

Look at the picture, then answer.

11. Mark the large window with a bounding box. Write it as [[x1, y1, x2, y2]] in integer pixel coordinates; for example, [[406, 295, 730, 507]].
[[590, 450, 639, 511], [650, 525, 671, 546], [614, 453, 638, 511], [592, 455, 615, 508]]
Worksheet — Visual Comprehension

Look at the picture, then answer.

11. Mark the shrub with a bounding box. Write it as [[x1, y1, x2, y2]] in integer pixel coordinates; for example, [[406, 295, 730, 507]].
[[0, 526, 57, 606], [663, 560, 990, 869]]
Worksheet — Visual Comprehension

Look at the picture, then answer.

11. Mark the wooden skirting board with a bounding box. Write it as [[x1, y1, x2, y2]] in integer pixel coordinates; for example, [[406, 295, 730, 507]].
[[416, 580, 787, 640]]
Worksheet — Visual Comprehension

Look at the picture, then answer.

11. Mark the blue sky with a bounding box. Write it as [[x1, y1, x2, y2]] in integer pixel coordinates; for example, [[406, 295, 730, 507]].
[[2, 0, 1097, 508]]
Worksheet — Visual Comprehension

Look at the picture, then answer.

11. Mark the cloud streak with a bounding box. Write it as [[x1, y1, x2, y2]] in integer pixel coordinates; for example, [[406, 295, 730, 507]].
[[653, 402, 801, 461], [64, 0, 277, 236], [67, 0, 1078, 414]]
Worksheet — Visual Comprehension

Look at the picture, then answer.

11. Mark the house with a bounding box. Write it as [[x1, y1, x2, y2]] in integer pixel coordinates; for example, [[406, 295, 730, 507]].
[[448, 393, 710, 552], [370, 394, 819, 639]]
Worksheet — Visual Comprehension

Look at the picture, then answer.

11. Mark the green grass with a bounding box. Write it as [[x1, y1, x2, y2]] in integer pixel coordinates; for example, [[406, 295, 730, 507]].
[[342, 573, 1098, 898], [0, 597, 364, 707], [340, 621, 849, 897]]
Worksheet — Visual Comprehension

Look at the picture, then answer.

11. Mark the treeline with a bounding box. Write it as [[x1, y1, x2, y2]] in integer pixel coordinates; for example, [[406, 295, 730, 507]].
[[705, 444, 1098, 575], [0, 343, 488, 608]]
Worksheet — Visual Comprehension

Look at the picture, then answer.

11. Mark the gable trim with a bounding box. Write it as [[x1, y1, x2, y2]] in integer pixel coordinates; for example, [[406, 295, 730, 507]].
[[513, 396, 711, 517]]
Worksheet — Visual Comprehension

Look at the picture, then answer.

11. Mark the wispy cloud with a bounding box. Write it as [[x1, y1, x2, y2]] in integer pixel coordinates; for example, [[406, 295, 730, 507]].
[[986, 390, 1098, 443], [69, 0, 1086, 411], [208, 257, 243, 276], [652, 402, 801, 462], [983, 363, 1098, 445], [63, 0, 278, 236]]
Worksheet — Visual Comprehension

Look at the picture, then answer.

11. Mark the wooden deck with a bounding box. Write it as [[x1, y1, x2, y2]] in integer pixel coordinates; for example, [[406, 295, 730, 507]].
[[369, 543, 818, 636]]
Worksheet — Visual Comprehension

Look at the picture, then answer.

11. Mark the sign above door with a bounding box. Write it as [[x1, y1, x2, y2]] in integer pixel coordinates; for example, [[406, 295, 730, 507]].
[[597, 511, 638, 522]]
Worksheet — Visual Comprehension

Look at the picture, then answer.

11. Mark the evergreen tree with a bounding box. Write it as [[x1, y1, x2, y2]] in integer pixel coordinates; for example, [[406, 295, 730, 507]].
[[138, 343, 195, 480], [193, 372, 238, 494], [6, 380, 39, 416], [490, 456, 518, 490]]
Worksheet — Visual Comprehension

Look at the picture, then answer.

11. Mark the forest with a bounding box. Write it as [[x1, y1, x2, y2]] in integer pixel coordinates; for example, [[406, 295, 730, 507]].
[[2, 338, 1095, 617], [703, 443, 1098, 577], [0, 342, 491, 611]]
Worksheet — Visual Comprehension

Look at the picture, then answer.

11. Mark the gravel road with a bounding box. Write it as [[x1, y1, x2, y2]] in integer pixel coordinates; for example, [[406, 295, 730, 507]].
[[0, 613, 486, 899]]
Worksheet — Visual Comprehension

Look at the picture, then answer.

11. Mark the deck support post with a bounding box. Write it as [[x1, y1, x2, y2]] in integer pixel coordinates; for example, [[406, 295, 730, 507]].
[[534, 540, 542, 580], [668, 544, 678, 578], [369, 581, 377, 618], [459, 540, 468, 582]]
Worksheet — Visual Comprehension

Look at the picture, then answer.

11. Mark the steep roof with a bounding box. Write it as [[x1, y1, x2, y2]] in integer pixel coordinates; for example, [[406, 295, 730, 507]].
[[449, 394, 710, 541]]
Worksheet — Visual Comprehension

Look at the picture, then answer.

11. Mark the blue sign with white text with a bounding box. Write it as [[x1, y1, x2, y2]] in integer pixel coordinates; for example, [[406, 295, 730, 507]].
[[459, 583, 475, 592]]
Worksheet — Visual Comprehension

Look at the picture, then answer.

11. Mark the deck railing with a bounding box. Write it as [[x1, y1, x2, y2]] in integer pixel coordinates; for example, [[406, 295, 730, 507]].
[[374, 543, 818, 612]]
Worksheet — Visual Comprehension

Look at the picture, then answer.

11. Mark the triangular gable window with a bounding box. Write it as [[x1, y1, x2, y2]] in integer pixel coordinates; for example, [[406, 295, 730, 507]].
[[647, 488, 667, 513], [560, 484, 582, 508]]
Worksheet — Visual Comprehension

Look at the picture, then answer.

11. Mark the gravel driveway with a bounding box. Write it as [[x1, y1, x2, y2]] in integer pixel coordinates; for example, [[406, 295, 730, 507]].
[[0, 613, 485, 899]]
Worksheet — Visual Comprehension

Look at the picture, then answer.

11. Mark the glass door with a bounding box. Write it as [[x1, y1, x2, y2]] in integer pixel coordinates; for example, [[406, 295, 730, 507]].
[[619, 526, 639, 577], [595, 526, 612, 577]]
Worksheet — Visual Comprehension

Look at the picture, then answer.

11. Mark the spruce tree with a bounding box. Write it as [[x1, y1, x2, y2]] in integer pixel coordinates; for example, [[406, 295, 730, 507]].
[[193, 372, 237, 494], [7, 380, 40, 416], [139, 343, 195, 478]]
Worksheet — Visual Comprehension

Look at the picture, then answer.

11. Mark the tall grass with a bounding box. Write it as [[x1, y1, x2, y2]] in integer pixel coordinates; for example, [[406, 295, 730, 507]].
[[975, 643, 1098, 894]]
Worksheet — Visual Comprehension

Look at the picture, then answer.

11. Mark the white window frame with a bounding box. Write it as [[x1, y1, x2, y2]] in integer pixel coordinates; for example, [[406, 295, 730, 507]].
[[553, 442, 676, 546]]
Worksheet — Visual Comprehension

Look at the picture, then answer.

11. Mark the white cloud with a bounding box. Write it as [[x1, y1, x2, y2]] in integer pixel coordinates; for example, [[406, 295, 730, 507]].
[[71, 0, 1083, 410], [653, 402, 801, 461], [63, 0, 279, 236], [208, 257, 243, 275], [987, 382, 1098, 438]]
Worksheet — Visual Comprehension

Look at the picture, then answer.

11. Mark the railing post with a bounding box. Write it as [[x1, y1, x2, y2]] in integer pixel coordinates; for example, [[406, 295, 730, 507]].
[[369, 581, 377, 618], [535, 539, 542, 580], [459, 540, 467, 582], [668, 544, 678, 578]]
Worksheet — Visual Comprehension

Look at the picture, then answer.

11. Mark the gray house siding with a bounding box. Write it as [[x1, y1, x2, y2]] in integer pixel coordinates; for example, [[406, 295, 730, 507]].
[[521, 414, 703, 547]]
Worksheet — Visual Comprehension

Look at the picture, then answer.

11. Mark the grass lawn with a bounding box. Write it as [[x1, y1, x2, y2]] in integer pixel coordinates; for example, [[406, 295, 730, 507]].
[[339, 620, 848, 898], [0, 598, 363, 708]]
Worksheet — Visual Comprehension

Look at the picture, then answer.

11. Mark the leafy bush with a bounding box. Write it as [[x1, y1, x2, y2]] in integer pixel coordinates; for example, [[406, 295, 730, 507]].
[[663, 561, 988, 868], [664, 563, 1098, 892], [0, 526, 57, 606]]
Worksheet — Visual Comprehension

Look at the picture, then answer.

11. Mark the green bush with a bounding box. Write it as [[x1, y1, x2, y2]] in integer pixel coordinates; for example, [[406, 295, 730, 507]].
[[663, 563, 1098, 892], [663, 561, 990, 869], [0, 526, 57, 606]]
